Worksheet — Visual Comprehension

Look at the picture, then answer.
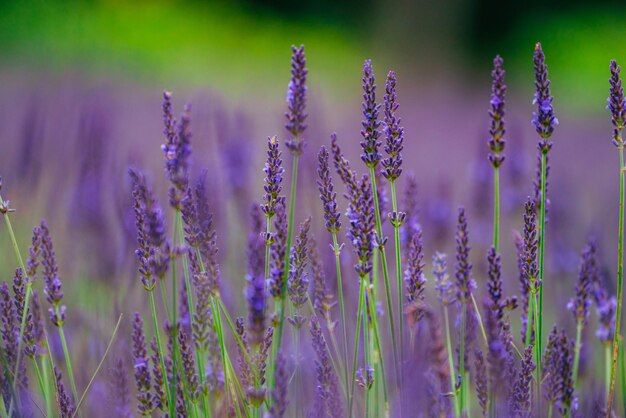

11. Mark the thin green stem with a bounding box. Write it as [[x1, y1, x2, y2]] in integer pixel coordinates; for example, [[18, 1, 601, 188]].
[[363, 296, 371, 418], [31, 358, 47, 414], [366, 283, 389, 414], [609, 145, 625, 415], [492, 166, 501, 252], [368, 167, 400, 387], [443, 306, 460, 418], [470, 293, 488, 346], [459, 303, 466, 416], [56, 311, 79, 410], [537, 152, 548, 382], [389, 181, 404, 370], [606, 344, 612, 399], [40, 354, 53, 418], [571, 320, 583, 389], [331, 232, 350, 409], [149, 290, 173, 414], [276, 154, 300, 351], [349, 275, 366, 418], [533, 291, 542, 413]]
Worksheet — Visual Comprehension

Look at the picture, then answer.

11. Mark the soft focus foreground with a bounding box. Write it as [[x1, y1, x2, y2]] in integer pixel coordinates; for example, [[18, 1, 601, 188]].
[[2, 4, 626, 418]]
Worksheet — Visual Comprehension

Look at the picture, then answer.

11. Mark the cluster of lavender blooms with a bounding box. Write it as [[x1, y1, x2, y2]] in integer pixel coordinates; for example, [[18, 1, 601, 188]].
[[2, 41, 626, 418]]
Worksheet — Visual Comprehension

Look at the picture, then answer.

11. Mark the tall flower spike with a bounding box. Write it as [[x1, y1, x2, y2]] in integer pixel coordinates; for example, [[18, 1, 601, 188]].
[[161, 92, 192, 210], [132, 312, 153, 415], [608, 60, 626, 147], [108, 358, 132, 418], [360, 59, 382, 168], [433, 252, 455, 306], [269, 198, 288, 298], [488, 55, 507, 168], [285, 45, 308, 155], [40, 220, 67, 327], [510, 345, 535, 418], [288, 217, 311, 310], [317, 144, 341, 233], [522, 198, 539, 293], [55, 367, 76, 418], [246, 203, 266, 345], [310, 238, 334, 321], [568, 240, 597, 324], [533, 42, 558, 151], [310, 316, 343, 418], [382, 70, 404, 181], [347, 174, 375, 277], [262, 136, 284, 218], [405, 228, 426, 324], [475, 349, 488, 417], [402, 173, 420, 247], [455, 207, 475, 303]]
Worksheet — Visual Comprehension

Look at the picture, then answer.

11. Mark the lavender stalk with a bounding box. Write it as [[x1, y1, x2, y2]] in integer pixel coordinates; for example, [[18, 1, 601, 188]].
[[608, 58, 626, 415], [533, 42, 558, 391], [488, 55, 506, 252]]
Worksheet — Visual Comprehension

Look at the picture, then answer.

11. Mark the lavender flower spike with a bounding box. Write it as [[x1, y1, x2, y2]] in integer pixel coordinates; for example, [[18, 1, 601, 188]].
[[488, 55, 506, 168], [533, 42, 558, 152], [405, 227, 426, 323], [132, 312, 154, 415], [511, 345, 535, 418], [261, 136, 284, 218], [288, 217, 311, 310], [567, 240, 597, 324], [608, 60, 626, 147], [455, 207, 475, 303], [382, 70, 404, 181], [285, 45, 308, 155], [54, 367, 76, 418], [268, 351, 289, 418], [317, 144, 341, 233], [433, 252, 455, 306], [40, 220, 66, 327], [360, 59, 382, 168]]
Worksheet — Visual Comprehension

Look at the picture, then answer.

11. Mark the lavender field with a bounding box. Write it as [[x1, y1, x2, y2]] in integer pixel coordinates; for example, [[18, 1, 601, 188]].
[[1, 4, 626, 417]]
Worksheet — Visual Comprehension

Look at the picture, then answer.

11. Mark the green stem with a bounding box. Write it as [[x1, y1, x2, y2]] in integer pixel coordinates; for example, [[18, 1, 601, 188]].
[[349, 275, 366, 417], [31, 358, 47, 414], [533, 291, 542, 413], [537, 152, 548, 382], [459, 303, 466, 416], [149, 290, 173, 414], [56, 310, 79, 410], [332, 232, 351, 409], [492, 166, 500, 252], [389, 181, 404, 370], [41, 354, 53, 418], [443, 306, 460, 418], [606, 344, 612, 399], [368, 168, 400, 387], [609, 145, 625, 415], [366, 283, 389, 415], [276, 154, 300, 351], [571, 320, 583, 389], [363, 295, 371, 418]]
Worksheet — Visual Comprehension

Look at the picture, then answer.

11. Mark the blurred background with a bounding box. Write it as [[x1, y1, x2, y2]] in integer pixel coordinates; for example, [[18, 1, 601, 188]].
[[0, 0, 624, 412]]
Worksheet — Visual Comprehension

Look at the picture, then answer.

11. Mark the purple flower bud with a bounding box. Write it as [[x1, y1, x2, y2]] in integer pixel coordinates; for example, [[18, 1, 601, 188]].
[[567, 240, 597, 323], [54, 366, 76, 418], [382, 70, 404, 181], [285, 45, 308, 155], [347, 175, 375, 277], [132, 312, 154, 415], [268, 351, 289, 418], [404, 228, 426, 323], [510, 345, 535, 417], [488, 55, 507, 168], [262, 136, 285, 218], [608, 60, 625, 146], [360, 60, 382, 168], [317, 144, 341, 233], [288, 218, 311, 309], [433, 252, 455, 306], [532, 43, 558, 150], [455, 207, 475, 303]]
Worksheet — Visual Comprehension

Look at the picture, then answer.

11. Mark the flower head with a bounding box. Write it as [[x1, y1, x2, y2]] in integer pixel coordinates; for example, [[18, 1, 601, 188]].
[[567, 240, 598, 323], [455, 207, 475, 303], [488, 55, 506, 168], [360, 60, 382, 168], [285, 45, 308, 155], [262, 136, 284, 218], [608, 60, 626, 146], [317, 144, 341, 233], [382, 70, 404, 181], [532, 42, 558, 150]]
